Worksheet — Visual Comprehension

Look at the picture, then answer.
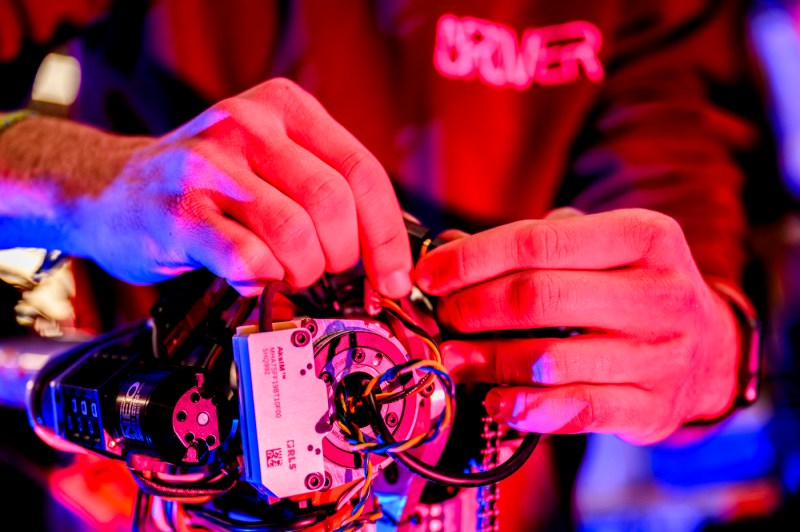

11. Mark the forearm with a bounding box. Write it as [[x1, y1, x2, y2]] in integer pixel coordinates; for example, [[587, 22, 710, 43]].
[[0, 115, 152, 252]]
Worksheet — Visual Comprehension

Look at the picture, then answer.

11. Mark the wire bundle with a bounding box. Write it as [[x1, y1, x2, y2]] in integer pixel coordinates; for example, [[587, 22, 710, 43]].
[[331, 299, 455, 530]]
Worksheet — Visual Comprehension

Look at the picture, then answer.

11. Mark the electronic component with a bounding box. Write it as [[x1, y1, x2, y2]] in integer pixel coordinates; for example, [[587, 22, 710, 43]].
[[33, 324, 232, 465], [20, 219, 542, 532], [233, 316, 445, 500]]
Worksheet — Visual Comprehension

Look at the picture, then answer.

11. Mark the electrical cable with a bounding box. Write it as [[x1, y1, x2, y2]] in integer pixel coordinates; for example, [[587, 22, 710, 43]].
[[186, 505, 332, 532], [132, 468, 239, 499], [364, 392, 539, 487]]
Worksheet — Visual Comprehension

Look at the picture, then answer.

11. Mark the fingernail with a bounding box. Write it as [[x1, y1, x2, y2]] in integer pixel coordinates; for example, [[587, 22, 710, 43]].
[[440, 343, 465, 372], [413, 265, 432, 291], [484, 389, 506, 420], [381, 269, 412, 298]]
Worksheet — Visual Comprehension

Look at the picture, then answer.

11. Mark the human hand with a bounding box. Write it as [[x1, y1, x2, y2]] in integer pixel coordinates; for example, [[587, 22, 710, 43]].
[[67, 78, 412, 297], [414, 208, 739, 444]]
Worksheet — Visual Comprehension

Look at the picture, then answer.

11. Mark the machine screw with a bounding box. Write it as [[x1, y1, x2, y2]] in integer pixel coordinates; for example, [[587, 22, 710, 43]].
[[385, 412, 399, 427], [352, 348, 366, 363], [291, 330, 311, 347], [305, 472, 324, 490], [300, 318, 318, 336], [421, 383, 435, 397]]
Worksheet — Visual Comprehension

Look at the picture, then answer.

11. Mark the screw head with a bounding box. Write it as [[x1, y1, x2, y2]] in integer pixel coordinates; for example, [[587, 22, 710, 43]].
[[352, 348, 366, 363], [300, 318, 317, 336], [291, 329, 311, 347], [305, 472, 324, 490], [320, 372, 333, 386], [385, 412, 399, 427]]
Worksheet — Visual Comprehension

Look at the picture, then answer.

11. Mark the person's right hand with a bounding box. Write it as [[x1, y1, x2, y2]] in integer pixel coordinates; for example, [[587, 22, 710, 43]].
[[67, 78, 412, 298]]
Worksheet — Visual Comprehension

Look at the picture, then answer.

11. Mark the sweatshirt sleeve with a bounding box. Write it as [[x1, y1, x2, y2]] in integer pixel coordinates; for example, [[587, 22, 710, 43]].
[[567, 0, 758, 283]]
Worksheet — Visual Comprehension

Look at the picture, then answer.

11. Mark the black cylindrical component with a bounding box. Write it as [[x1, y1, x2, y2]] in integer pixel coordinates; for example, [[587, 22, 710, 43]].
[[115, 368, 228, 464]]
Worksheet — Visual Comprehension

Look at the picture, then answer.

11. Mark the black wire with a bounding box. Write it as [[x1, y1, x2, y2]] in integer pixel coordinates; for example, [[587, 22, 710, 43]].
[[364, 392, 539, 488], [187, 505, 331, 531], [258, 281, 294, 332], [375, 370, 431, 406], [132, 468, 239, 499]]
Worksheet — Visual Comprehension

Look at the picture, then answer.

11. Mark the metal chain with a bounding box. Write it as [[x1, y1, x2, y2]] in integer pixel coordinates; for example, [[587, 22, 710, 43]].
[[476, 416, 500, 532]]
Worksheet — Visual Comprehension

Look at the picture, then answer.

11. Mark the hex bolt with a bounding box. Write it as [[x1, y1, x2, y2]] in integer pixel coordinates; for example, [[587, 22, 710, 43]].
[[305, 472, 324, 490], [385, 412, 399, 427], [291, 330, 311, 347], [352, 348, 366, 364]]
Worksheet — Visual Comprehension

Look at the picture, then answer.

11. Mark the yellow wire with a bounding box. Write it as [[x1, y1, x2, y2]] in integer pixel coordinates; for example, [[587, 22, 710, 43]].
[[420, 238, 433, 260], [333, 297, 455, 529]]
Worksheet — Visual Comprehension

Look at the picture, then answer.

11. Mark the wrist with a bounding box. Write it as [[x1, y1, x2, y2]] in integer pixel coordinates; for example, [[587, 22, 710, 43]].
[[688, 278, 761, 426], [0, 115, 152, 253]]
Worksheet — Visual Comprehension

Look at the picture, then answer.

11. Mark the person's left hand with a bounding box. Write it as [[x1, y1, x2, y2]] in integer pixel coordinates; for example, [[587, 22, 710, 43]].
[[414, 207, 739, 445]]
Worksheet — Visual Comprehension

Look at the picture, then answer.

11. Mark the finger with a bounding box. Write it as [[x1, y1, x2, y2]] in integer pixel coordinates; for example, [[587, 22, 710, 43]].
[[208, 159, 326, 288], [484, 385, 671, 443], [183, 209, 285, 295], [437, 229, 470, 241], [226, 280, 269, 298], [413, 229, 469, 287], [247, 139, 359, 273], [436, 268, 682, 332], [544, 206, 585, 220], [416, 208, 685, 295], [266, 81, 412, 298], [441, 335, 666, 386]]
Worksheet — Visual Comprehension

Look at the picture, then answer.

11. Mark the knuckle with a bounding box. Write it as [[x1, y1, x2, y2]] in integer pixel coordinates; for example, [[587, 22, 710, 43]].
[[265, 76, 301, 94], [453, 243, 471, 281], [261, 77, 310, 116], [305, 171, 351, 214], [339, 149, 375, 179], [229, 246, 280, 282], [528, 271, 563, 325], [516, 221, 568, 266], [492, 345, 523, 384], [508, 274, 536, 325], [652, 270, 697, 313], [492, 347, 511, 384], [270, 206, 316, 250], [378, 229, 407, 253], [630, 209, 682, 257], [574, 389, 600, 429], [214, 96, 250, 118]]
